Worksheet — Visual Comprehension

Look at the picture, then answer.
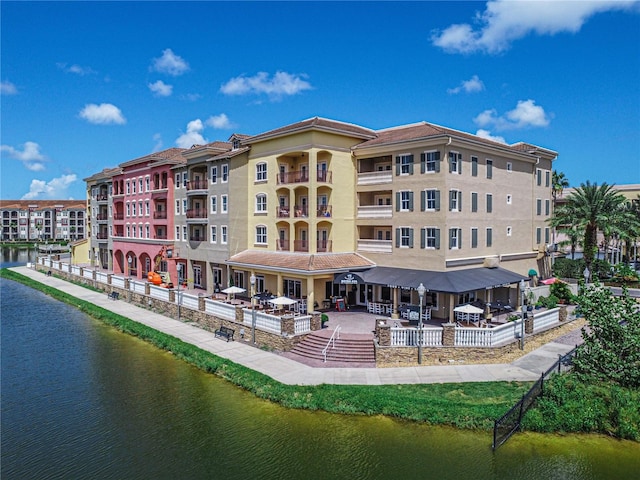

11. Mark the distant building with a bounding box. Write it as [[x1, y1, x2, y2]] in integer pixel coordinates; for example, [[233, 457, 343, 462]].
[[0, 200, 86, 242]]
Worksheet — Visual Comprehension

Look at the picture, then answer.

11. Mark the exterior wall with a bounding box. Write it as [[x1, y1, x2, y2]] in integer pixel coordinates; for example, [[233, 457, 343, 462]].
[[1, 201, 86, 242]]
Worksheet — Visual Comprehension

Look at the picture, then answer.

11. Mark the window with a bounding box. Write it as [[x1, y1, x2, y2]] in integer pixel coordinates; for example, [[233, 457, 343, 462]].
[[471, 156, 478, 176], [182, 172, 188, 188], [486, 194, 493, 213], [132, 180, 136, 194], [471, 192, 478, 212], [449, 228, 462, 249], [175, 200, 180, 215], [536, 227, 541, 244], [182, 199, 187, 214], [210, 226, 217, 243], [211, 166, 218, 184], [486, 228, 493, 247], [145, 176, 150, 191], [421, 227, 440, 249], [536, 169, 542, 186], [175, 173, 181, 188], [222, 164, 228, 183], [422, 189, 439, 211], [138, 178, 143, 193], [486, 159, 493, 179], [145, 201, 150, 216], [545, 199, 550, 216], [398, 191, 413, 211], [507, 226, 512, 237], [182, 225, 187, 240], [126, 202, 130, 217], [396, 154, 414, 175], [146, 224, 150, 238], [449, 190, 461, 212], [256, 163, 267, 181], [545, 170, 550, 187], [221, 195, 228, 213], [138, 201, 143, 217], [396, 227, 413, 248], [256, 225, 267, 244], [448, 151, 462, 174], [176, 226, 180, 241], [131, 202, 136, 216], [126, 225, 130, 237], [536, 198, 542, 215], [507, 194, 512, 205], [545, 227, 550, 244], [221, 225, 228, 244], [471, 228, 478, 248], [210, 195, 217, 214], [255, 194, 267, 212], [126, 181, 130, 194], [422, 151, 440, 173], [507, 162, 512, 172]]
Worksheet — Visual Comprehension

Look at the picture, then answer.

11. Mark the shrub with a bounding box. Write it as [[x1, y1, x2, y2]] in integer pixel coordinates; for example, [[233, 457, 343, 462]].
[[550, 281, 573, 303]]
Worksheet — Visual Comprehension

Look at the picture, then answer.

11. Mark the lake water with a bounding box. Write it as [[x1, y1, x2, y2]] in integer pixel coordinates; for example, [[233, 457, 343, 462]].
[[2, 247, 639, 479]]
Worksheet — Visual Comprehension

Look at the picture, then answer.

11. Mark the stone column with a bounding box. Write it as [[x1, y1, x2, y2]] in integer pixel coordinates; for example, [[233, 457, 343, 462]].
[[198, 294, 205, 311], [235, 305, 245, 323], [107, 273, 112, 285], [145, 282, 151, 295], [377, 320, 391, 346], [169, 289, 176, 303], [442, 323, 456, 347], [310, 312, 322, 331], [281, 314, 295, 336], [525, 314, 534, 334]]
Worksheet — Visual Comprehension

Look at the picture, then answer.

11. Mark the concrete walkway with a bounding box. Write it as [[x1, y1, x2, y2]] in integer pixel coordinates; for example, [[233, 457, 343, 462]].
[[9, 266, 580, 386]]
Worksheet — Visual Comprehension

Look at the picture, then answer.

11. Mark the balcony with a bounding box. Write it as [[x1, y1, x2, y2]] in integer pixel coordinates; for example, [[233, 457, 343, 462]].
[[95, 194, 108, 202], [96, 214, 109, 223], [293, 240, 309, 252], [96, 232, 109, 240], [293, 206, 308, 218], [277, 171, 309, 185], [189, 235, 206, 242], [316, 205, 332, 218], [357, 205, 393, 218], [186, 179, 208, 193], [154, 211, 167, 219], [155, 233, 168, 239], [317, 239, 332, 252], [317, 170, 332, 183], [357, 239, 393, 254], [276, 206, 290, 218], [276, 239, 290, 251], [186, 209, 208, 219], [357, 171, 392, 185]]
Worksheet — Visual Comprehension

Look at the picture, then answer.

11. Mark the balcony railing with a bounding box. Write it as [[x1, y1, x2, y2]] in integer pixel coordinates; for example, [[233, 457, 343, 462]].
[[95, 194, 108, 202], [317, 205, 332, 218], [186, 179, 208, 191], [96, 213, 109, 221], [293, 205, 308, 218], [276, 239, 290, 251], [96, 233, 109, 240], [189, 235, 206, 242], [276, 206, 290, 218], [155, 234, 168, 239], [186, 209, 208, 219], [277, 171, 309, 185], [317, 169, 332, 183], [317, 239, 332, 252], [112, 213, 124, 220], [154, 211, 167, 219], [357, 239, 393, 254], [357, 205, 393, 218], [293, 240, 309, 252], [357, 171, 393, 185]]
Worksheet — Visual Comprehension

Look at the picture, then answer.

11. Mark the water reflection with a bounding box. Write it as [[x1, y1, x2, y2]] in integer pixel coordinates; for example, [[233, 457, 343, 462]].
[[2, 249, 639, 479]]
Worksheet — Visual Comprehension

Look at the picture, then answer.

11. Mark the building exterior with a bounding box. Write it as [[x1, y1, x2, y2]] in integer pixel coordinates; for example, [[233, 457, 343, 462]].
[[84, 167, 121, 269], [84, 116, 557, 321], [0, 200, 86, 242]]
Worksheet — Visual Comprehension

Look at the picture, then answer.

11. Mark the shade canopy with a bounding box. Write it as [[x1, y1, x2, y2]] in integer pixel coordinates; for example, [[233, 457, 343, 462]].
[[222, 286, 246, 294], [540, 278, 562, 285], [269, 296, 297, 306], [453, 304, 484, 314]]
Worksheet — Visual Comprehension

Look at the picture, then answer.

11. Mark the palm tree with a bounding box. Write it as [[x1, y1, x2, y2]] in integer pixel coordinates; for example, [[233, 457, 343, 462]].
[[554, 182, 631, 280], [551, 170, 569, 201]]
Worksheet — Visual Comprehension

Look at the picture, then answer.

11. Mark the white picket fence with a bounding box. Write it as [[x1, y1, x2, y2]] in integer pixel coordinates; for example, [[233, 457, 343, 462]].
[[242, 308, 282, 334], [390, 327, 443, 347]]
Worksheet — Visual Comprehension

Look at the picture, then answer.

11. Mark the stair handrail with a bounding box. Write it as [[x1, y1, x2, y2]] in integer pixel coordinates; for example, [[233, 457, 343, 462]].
[[322, 325, 341, 362]]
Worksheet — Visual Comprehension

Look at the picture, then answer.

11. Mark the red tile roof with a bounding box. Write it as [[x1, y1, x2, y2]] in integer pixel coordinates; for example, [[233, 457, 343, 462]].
[[227, 250, 375, 273], [246, 117, 376, 144]]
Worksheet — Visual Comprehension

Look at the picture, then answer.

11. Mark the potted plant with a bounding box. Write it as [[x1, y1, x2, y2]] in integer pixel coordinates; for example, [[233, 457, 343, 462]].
[[321, 313, 329, 328]]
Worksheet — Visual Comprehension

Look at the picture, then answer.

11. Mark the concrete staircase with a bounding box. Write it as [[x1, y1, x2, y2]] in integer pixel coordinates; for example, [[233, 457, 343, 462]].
[[283, 330, 375, 368]]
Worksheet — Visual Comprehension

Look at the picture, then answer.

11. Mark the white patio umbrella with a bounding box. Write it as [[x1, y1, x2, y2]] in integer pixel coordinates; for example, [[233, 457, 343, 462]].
[[269, 296, 297, 310], [453, 304, 484, 314], [221, 285, 246, 300]]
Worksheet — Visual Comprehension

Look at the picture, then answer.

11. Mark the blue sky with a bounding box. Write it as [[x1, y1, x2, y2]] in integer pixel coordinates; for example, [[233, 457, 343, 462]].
[[1, 1, 639, 200]]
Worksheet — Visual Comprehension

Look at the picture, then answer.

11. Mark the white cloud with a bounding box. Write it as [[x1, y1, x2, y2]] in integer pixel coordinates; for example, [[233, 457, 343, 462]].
[[148, 80, 173, 97], [475, 129, 506, 144], [447, 75, 485, 94], [206, 113, 233, 129], [220, 71, 312, 100], [151, 49, 190, 76], [152, 133, 163, 152], [474, 99, 550, 131], [21, 174, 78, 200], [79, 103, 126, 125], [175, 119, 207, 148], [57, 62, 97, 75], [1, 80, 18, 95], [1, 141, 47, 171], [432, 0, 639, 54]]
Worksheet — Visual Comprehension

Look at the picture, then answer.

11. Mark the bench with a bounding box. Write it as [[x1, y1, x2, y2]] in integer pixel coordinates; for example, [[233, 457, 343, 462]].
[[214, 325, 235, 342], [46, 270, 52, 277], [108, 291, 120, 301]]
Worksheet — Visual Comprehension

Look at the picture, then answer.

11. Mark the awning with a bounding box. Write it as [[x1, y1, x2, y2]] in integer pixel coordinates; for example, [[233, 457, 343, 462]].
[[333, 272, 366, 285], [358, 266, 528, 294]]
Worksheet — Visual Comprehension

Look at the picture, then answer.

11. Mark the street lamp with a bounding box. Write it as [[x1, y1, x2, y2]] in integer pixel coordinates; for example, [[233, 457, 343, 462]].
[[176, 263, 183, 322], [519, 279, 526, 350], [250, 274, 257, 344], [417, 282, 426, 365]]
